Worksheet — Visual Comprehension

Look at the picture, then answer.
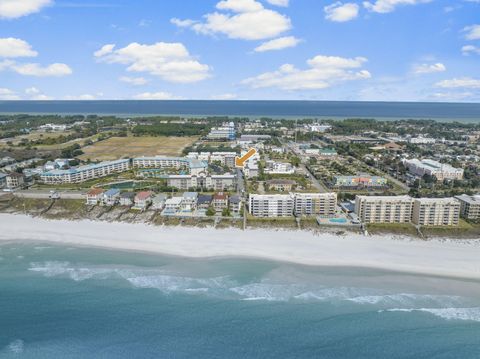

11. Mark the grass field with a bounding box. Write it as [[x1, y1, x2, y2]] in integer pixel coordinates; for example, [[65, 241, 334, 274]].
[[78, 136, 198, 161]]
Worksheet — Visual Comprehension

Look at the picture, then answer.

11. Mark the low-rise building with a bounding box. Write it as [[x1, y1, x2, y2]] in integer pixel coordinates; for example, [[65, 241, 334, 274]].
[[266, 179, 297, 192], [102, 188, 120, 206], [152, 194, 168, 210], [455, 194, 480, 220], [197, 194, 213, 209], [182, 192, 198, 211], [132, 156, 208, 175], [207, 122, 236, 140], [163, 197, 183, 214], [333, 175, 388, 188], [403, 159, 463, 181], [354, 195, 414, 224], [243, 163, 259, 178], [86, 188, 105, 205], [248, 194, 294, 217], [213, 192, 229, 212], [412, 198, 460, 226], [264, 161, 295, 175], [6, 172, 25, 190], [293, 193, 337, 216], [119, 192, 135, 206], [166, 173, 236, 191], [134, 191, 154, 210], [229, 195, 242, 215], [41, 159, 131, 184]]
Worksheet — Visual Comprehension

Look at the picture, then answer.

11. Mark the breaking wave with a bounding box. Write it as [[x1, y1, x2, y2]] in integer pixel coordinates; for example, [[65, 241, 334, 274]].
[[383, 308, 480, 322], [27, 261, 475, 318]]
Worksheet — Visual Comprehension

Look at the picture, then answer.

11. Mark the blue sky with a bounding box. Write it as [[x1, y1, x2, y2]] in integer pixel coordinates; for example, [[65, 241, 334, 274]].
[[0, 0, 479, 102]]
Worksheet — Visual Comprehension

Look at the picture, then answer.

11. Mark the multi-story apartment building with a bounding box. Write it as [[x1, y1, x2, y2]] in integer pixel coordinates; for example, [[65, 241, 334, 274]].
[[207, 122, 236, 140], [248, 194, 294, 217], [412, 198, 460, 226], [293, 193, 337, 216], [403, 159, 464, 181], [133, 157, 208, 175], [455, 194, 480, 220], [354, 195, 414, 224], [41, 159, 131, 184], [5, 172, 25, 190], [166, 174, 236, 191]]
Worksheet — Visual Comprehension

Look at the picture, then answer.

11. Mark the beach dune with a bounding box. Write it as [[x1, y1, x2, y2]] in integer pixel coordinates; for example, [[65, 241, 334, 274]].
[[1, 214, 479, 280]]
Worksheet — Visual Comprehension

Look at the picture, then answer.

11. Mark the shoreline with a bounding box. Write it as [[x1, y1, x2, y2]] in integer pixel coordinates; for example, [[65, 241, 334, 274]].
[[1, 213, 480, 280]]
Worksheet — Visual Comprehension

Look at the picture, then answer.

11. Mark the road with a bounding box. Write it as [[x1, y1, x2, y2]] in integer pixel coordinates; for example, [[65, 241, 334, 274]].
[[300, 163, 329, 193]]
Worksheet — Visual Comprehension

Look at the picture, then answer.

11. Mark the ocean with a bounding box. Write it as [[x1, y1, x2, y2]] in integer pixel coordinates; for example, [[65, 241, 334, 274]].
[[1, 242, 480, 358], [0, 100, 479, 122]]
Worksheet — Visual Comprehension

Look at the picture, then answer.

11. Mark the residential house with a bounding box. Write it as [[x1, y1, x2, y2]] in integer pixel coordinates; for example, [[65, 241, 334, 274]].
[[163, 197, 183, 215], [229, 195, 242, 215], [86, 188, 105, 205], [119, 192, 136, 206], [197, 194, 213, 209], [134, 191, 154, 210], [102, 188, 121, 206], [181, 192, 198, 212], [151, 194, 168, 210], [213, 192, 229, 213]]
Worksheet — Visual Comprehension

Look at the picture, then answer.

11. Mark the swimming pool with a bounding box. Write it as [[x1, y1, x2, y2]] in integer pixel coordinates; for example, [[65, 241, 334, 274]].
[[329, 218, 348, 224]]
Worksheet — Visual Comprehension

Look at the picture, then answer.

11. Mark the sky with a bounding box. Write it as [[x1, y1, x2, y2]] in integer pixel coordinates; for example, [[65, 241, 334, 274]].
[[0, 0, 479, 102]]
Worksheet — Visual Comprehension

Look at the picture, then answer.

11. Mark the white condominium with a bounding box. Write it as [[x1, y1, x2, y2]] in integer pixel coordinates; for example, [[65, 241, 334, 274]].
[[355, 195, 413, 224], [412, 198, 460, 226], [41, 159, 130, 184], [294, 193, 337, 216], [454, 194, 480, 220], [403, 159, 464, 181], [248, 194, 294, 217]]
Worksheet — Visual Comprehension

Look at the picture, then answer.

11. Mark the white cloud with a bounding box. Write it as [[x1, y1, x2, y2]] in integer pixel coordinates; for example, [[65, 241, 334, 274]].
[[432, 92, 474, 101], [25, 87, 40, 95], [266, 0, 289, 6], [133, 91, 181, 100], [413, 62, 446, 74], [463, 24, 480, 40], [0, 38, 37, 58], [171, 0, 291, 40], [324, 2, 359, 22], [462, 45, 480, 55], [363, 0, 432, 13], [0, 88, 19, 100], [119, 76, 148, 86], [11, 62, 72, 77], [217, 0, 263, 12], [435, 77, 480, 89], [242, 54, 371, 90], [94, 44, 115, 57], [254, 36, 301, 52], [0, 0, 52, 19], [64, 94, 99, 100], [210, 93, 238, 99], [95, 42, 210, 83]]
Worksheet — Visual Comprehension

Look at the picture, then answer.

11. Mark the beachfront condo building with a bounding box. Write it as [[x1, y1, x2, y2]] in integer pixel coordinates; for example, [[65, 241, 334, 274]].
[[354, 195, 414, 224], [207, 122, 236, 141], [166, 174, 236, 191], [41, 159, 131, 184], [454, 194, 480, 220], [411, 198, 460, 226], [248, 194, 294, 217], [133, 156, 208, 175], [403, 159, 464, 181], [293, 193, 337, 216]]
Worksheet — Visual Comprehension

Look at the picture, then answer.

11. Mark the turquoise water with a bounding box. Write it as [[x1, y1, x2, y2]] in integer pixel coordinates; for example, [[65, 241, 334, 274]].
[[0, 100, 479, 121], [1, 242, 480, 358], [329, 218, 348, 224]]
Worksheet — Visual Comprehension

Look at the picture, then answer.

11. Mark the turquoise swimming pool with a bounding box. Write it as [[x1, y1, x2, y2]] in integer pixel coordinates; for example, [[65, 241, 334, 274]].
[[329, 218, 348, 224]]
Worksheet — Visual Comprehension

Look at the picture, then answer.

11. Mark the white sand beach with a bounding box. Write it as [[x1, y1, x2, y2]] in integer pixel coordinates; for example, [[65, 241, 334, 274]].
[[1, 213, 480, 280]]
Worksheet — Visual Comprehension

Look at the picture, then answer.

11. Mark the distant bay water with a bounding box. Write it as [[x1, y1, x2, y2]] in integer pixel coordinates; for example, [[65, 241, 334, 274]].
[[0, 100, 479, 122]]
